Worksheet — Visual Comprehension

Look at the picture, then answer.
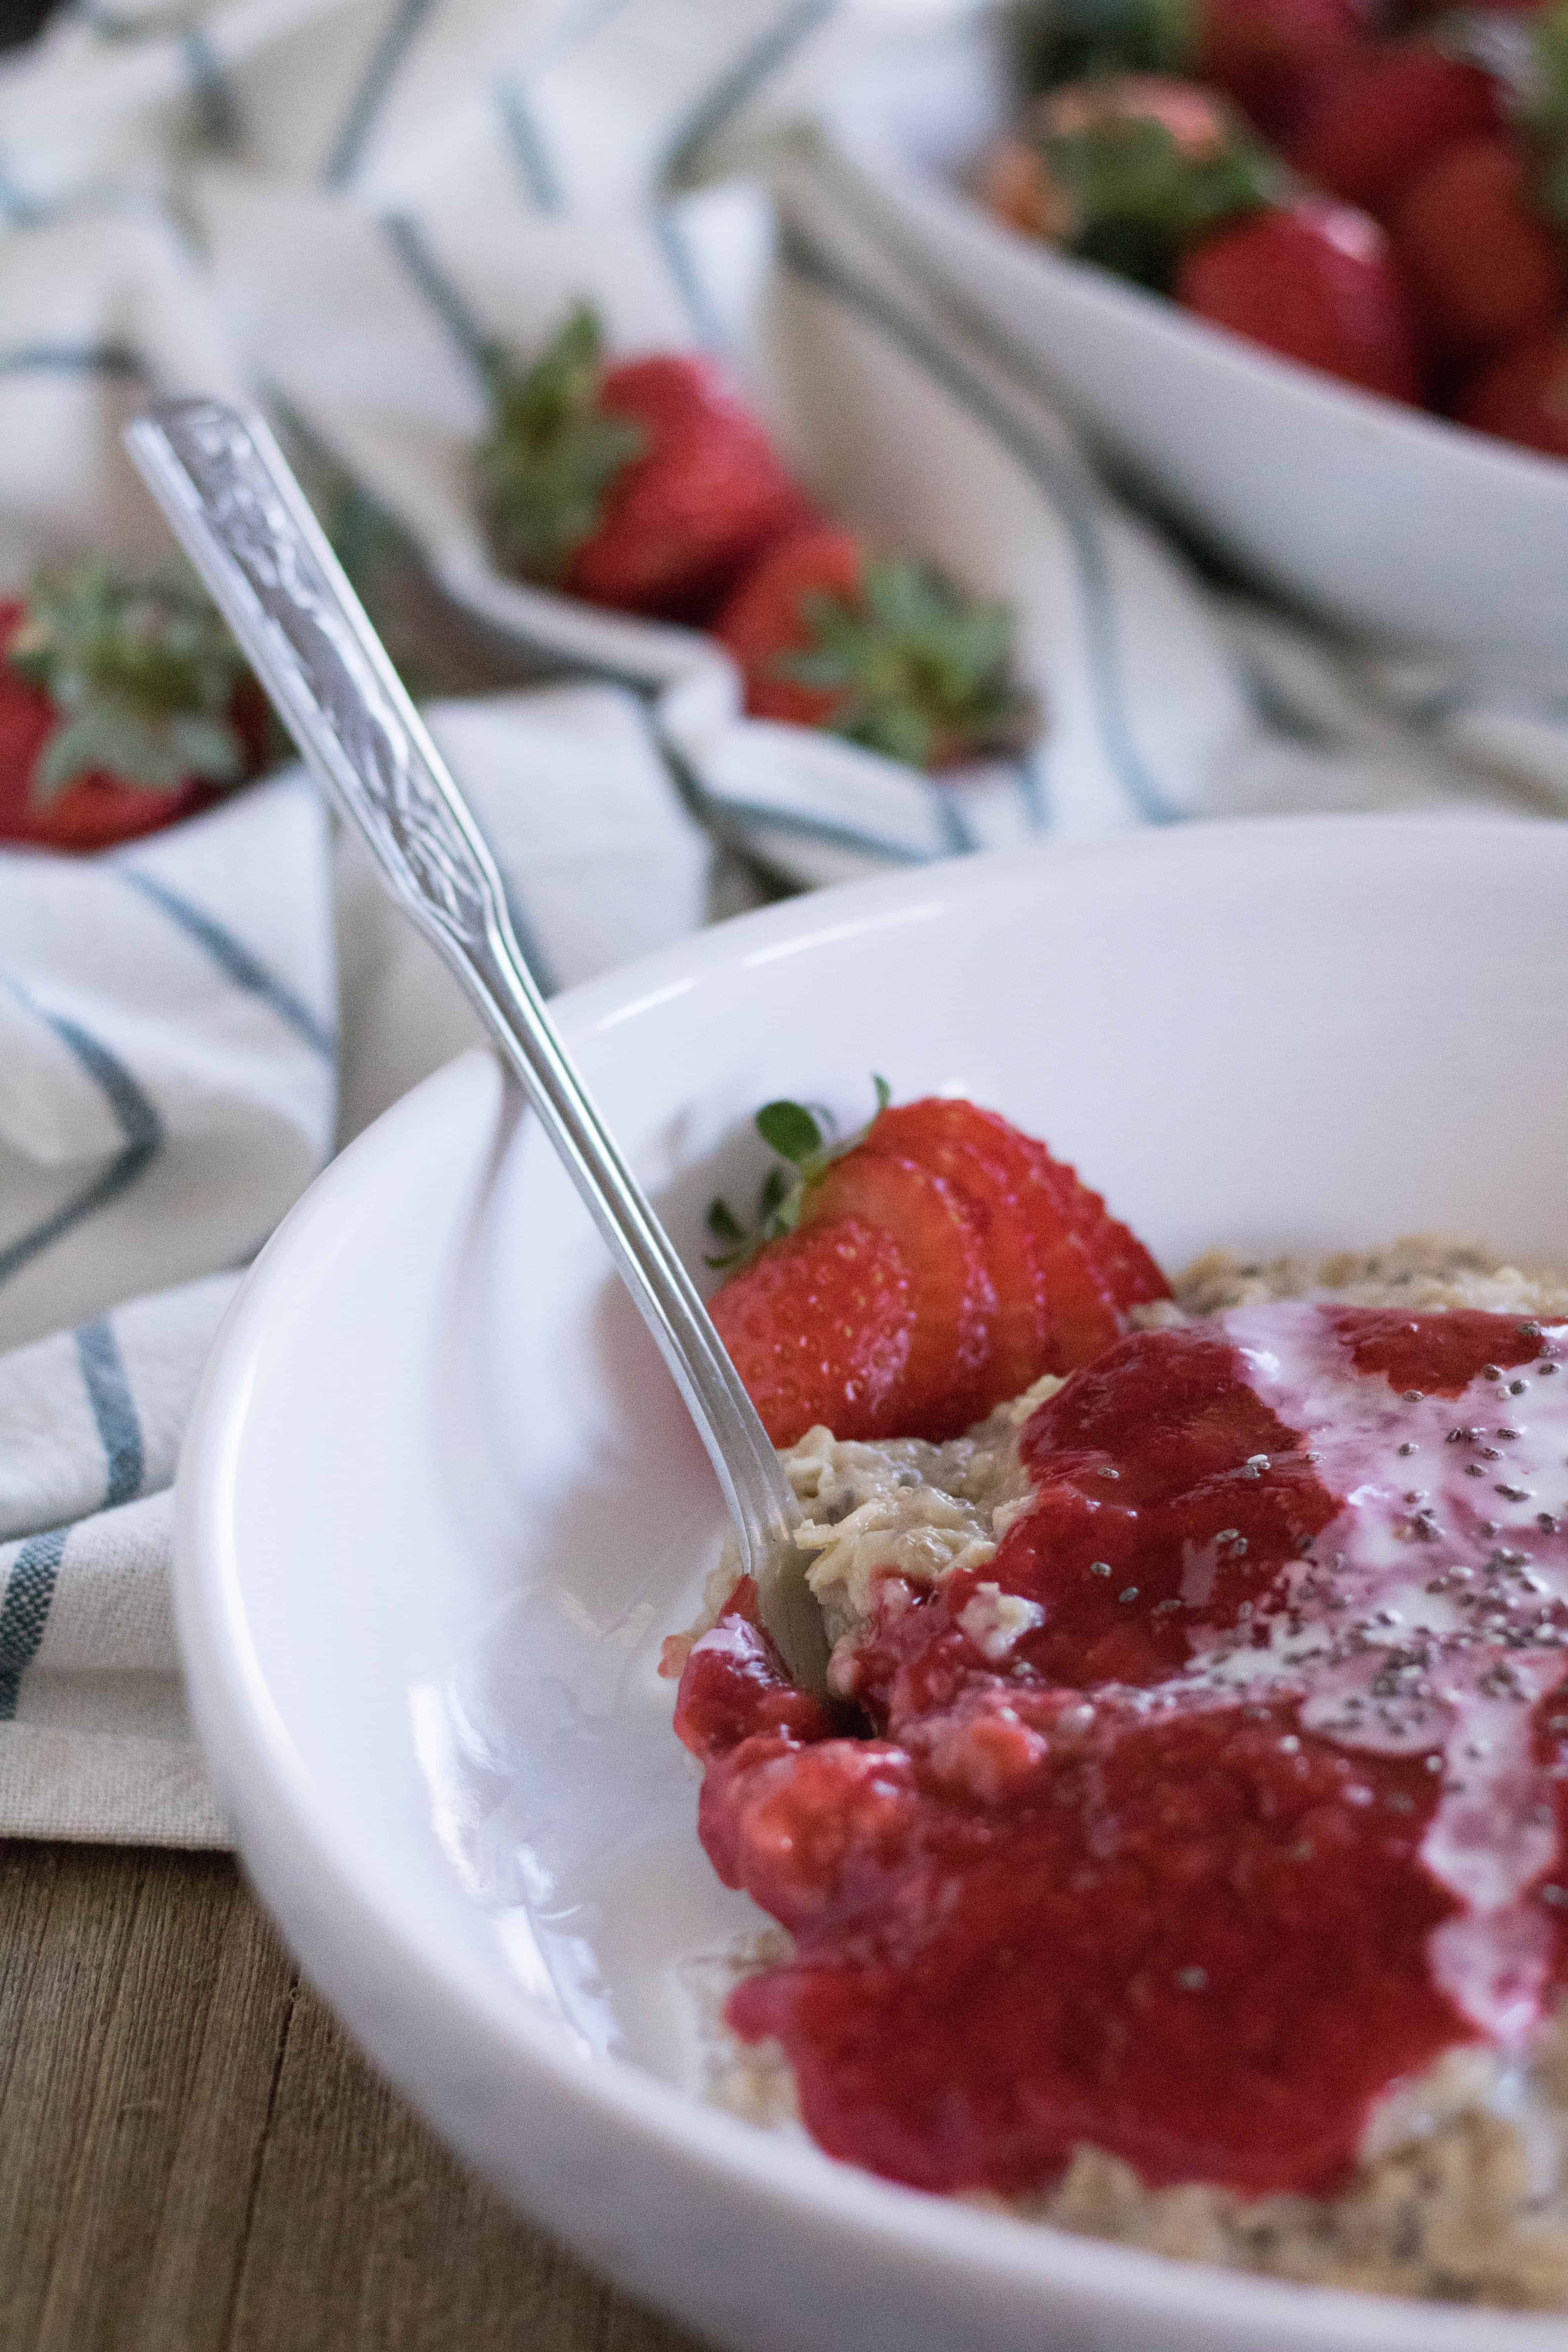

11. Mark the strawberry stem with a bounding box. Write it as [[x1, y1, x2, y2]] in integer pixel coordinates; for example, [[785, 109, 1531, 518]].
[[474, 301, 648, 584], [9, 557, 252, 804], [777, 559, 1033, 770], [1040, 106, 1282, 290], [706, 1080, 897, 1269]]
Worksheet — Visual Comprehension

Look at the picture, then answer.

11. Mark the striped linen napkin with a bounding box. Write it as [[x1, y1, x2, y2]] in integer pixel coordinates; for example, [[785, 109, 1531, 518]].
[[174, 0, 1553, 883], [0, 0, 1558, 1847], [0, 691, 709, 1843]]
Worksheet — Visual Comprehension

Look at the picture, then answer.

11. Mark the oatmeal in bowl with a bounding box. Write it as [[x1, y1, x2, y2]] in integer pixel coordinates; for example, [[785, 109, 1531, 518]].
[[666, 1093, 1568, 2312]]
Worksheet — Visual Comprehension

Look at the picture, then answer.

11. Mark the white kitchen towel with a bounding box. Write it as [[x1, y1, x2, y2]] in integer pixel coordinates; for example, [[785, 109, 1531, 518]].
[[0, 1274, 238, 1843], [0, 776, 336, 1357], [0, 680, 710, 1842]]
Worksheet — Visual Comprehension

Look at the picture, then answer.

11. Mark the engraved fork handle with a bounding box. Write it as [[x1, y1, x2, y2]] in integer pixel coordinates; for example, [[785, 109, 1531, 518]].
[[126, 397, 825, 1688]]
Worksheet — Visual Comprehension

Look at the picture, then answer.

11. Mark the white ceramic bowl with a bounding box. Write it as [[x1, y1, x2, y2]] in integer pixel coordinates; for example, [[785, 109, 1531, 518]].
[[180, 813, 1568, 2352], [825, 18, 1568, 666]]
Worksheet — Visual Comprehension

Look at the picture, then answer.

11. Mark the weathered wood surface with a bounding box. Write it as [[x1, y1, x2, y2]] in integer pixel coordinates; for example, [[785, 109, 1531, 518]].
[[0, 1844, 707, 2352]]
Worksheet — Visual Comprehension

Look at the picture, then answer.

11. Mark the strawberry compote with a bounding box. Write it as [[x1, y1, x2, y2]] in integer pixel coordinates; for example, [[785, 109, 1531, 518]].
[[673, 1303, 1568, 2202]]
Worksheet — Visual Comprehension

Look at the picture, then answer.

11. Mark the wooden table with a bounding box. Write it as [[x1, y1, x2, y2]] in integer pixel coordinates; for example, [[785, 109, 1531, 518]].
[[0, 1843, 708, 2352]]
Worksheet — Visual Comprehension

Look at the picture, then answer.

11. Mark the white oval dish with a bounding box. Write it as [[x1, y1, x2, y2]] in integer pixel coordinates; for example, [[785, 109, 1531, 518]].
[[823, 18, 1568, 666], [179, 813, 1568, 2352]]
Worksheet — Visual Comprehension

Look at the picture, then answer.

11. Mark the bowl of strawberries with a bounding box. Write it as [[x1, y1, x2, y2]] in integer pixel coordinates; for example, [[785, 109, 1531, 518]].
[[824, 0, 1568, 660]]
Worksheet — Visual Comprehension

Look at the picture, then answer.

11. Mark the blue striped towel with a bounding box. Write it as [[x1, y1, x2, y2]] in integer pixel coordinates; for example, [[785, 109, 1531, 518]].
[[0, 0, 1559, 1847], [172, 0, 1556, 881], [0, 687, 710, 1843]]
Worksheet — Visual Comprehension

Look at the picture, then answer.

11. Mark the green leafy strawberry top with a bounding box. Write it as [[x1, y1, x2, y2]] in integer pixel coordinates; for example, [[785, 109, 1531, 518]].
[[707, 1080, 892, 1267], [783, 561, 1033, 770], [474, 302, 646, 584], [9, 557, 253, 802], [1036, 95, 1282, 290], [1010, 0, 1192, 94]]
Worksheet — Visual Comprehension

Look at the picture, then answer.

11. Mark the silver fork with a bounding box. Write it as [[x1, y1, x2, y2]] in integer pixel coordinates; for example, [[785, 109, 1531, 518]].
[[126, 396, 828, 1693]]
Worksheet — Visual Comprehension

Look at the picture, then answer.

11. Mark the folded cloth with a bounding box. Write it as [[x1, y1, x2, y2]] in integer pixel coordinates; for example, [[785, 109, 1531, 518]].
[[0, 777, 337, 1356], [0, 683, 710, 1842], [0, 1274, 238, 1844]]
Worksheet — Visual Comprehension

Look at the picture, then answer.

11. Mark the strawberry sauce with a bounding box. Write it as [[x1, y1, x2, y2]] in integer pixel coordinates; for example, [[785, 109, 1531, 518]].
[[675, 1305, 1568, 2200]]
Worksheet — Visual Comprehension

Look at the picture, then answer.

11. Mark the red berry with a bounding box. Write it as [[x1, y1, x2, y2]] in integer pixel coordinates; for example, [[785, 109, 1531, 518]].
[[861, 1100, 1062, 1402], [713, 524, 866, 733], [0, 597, 210, 853], [563, 354, 809, 621], [800, 1152, 995, 1438], [1196, 0, 1367, 137], [710, 1097, 1170, 1447], [708, 1215, 915, 1451], [865, 1100, 1172, 1395], [1292, 44, 1501, 217], [1391, 135, 1565, 358], [1454, 322, 1568, 457], [1177, 195, 1421, 399], [714, 526, 1029, 771]]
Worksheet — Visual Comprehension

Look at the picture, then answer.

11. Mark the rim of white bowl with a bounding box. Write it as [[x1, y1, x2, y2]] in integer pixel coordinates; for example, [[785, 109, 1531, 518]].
[[846, 122, 1568, 499], [179, 812, 1568, 2352]]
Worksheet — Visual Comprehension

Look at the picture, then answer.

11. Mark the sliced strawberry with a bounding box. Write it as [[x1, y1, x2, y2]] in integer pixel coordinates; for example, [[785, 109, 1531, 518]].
[[860, 1100, 1056, 1403], [708, 1215, 914, 1449], [1177, 196, 1422, 400], [711, 1093, 1169, 1445], [1390, 136, 1565, 359], [800, 1154, 994, 1438], [1292, 45, 1501, 218], [1049, 1149, 1172, 1313], [850, 1097, 1163, 1392]]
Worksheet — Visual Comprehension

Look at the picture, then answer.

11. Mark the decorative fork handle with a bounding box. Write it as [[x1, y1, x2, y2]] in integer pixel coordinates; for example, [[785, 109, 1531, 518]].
[[125, 397, 823, 1685]]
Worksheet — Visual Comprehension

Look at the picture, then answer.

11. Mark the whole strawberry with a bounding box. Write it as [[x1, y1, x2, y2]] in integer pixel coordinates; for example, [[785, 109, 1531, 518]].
[[1010, 0, 1368, 136], [1196, 0, 1368, 135], [1176, 195, 1422, 398], [1453, 323, 1568, 454], [1391, 135, 1565, 357], [1291, 43, 1501, 217], [0, 558, 261, 853], [713, 523, 1033, 771], [980, 75, 1282, 289], [475, 303, 809, 623]]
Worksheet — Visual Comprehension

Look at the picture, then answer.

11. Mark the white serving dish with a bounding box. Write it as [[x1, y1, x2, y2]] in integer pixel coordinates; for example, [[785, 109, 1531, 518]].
[[179, 813, 1568, 2352], [824, 16, 1568, 667]]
